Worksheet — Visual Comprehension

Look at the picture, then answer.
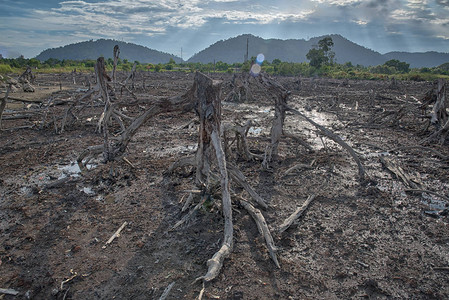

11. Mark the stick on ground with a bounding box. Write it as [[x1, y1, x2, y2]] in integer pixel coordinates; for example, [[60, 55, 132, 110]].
[[103, 221, 128, 248], [278, 195, 316, 233], [240, 200, 280, 268]]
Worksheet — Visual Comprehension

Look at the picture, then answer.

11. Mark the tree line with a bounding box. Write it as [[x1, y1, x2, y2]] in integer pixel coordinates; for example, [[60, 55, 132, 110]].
[[1, 38, 448, 81]]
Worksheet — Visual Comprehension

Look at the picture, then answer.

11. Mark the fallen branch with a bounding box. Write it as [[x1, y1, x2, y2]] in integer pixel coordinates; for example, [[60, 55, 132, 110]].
[[389, 145, 449, 161], [284, 161, 315, 176], [159, 281, 175, 300], [0, 288, 19, 296], [405, 189, 449, 202], [285, 105, 365, 180], [380, 157, 420, 189], [228, 164, 268, 209], [103, 221, 128, 248], [278, 195, 316, 233], [240, 200, 280, 268]]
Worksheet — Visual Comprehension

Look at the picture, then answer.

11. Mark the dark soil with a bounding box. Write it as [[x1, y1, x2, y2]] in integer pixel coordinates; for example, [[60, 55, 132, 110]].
[[1, 72, 449, 299]]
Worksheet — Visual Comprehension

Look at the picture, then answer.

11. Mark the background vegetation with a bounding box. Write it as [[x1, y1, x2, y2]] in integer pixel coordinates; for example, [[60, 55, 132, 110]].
[[1, 53, 448, 81]]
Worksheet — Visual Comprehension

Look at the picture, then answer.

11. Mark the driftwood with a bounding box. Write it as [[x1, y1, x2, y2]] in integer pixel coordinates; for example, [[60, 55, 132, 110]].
[[278, 195, 316, 233], [240, 200, 280, 268]]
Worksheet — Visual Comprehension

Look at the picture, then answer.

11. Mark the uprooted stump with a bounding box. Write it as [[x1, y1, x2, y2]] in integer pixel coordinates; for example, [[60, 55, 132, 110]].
[[421, 79, 448, 144]]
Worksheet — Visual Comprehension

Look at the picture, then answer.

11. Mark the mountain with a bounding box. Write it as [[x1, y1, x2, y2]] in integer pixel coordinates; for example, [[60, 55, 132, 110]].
[[383, 51, 449, 68], [188, 34, 449, 67], [35, 39, 182, 64]]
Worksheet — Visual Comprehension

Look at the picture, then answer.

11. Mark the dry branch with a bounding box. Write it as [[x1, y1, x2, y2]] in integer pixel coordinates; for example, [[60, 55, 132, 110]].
[[405, 189, 449, 202], [380, 157, 420, 189], [285, 105, 365, 180], [159, 281, 175, 300], [0, 288, 19, 296], [278, 195, 316, 233], [240, 200, 280, 268], [103, 221, 128, 248], [228, 164, 268, 209]]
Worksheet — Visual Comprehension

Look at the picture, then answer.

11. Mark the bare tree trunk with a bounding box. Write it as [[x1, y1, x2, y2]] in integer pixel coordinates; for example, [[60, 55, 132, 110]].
[[95, 57, 114, 162], [112, 45, 120, 89], [0, 84, 11, 129], [424, 79, 448, 144], [192, 72, 234, 282]]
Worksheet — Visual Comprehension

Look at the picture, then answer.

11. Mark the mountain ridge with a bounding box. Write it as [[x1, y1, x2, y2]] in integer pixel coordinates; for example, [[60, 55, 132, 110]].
[[35, 35, 449, 68], [35, 39, 182, 64], [188, 34, 449, 68]]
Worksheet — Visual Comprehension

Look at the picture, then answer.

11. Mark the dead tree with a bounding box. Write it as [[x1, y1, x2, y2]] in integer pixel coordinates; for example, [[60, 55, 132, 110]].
[[18, 66, 35, 84], [258, 74, 289, 169], [0, 84, 12, 129], [421, 79, 448, 144], [192, 73, 234, 282], [255, 73, 364, 179], [111, 45, 120, 88]]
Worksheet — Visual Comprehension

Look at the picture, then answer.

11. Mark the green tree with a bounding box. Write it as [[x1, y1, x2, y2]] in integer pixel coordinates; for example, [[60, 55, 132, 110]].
[[384, 59, 410, 73], [306, 37, 335, 68]]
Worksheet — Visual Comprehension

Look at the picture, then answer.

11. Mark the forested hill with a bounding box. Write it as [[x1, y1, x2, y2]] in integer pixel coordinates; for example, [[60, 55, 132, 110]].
[[188, 34, 449, 68], [35, 39, 182, 64]]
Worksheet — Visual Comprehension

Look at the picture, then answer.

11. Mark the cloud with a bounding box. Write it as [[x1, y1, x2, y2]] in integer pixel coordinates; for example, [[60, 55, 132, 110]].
[[1, 0, 449, 58]]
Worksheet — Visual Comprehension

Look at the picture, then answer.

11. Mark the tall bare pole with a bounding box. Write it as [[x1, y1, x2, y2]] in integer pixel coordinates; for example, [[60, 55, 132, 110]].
[[244, 38, 249, 62]]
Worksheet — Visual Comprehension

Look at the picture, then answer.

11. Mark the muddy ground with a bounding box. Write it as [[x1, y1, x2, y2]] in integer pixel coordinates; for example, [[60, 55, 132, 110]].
[[1, 71, 449, 299]]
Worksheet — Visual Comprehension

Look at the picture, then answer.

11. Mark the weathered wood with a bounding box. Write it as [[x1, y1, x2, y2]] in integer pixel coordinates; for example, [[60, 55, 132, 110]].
[[240, 200, 280, 268], [158, 281, 175, 300], [380, 157, 420, 189], [228, 164, 268, 209], [201, 130, 233, 282], [278, 195, 316, 233], [405, 189, 449, 202], [0, 84, 11, 129], [192, 72, 234, 282], [0, 288, 19, 296], [103, 221, 128, 248], [285, 105, 365, 180], [111, 45, 120, 88]]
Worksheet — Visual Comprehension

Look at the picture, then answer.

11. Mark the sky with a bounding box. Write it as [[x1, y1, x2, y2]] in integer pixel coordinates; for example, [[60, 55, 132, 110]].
[[1, 0, 448, 59]]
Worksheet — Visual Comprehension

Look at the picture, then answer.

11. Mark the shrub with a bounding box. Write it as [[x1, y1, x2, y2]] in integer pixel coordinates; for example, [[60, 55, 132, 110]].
[[0, 64, 13, 74]]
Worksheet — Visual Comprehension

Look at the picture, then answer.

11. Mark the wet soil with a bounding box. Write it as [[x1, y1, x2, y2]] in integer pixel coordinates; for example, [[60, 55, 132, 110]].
[[1, 72, 449, 299]]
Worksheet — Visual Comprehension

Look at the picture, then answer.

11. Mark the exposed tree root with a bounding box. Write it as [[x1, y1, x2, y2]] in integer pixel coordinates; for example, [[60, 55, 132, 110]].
[[285, 105, 365, 180], [240, 200, 280, 268]]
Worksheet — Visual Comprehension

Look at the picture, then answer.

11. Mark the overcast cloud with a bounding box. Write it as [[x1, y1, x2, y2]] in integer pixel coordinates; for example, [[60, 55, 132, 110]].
[[1, 0, 448, 58]]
